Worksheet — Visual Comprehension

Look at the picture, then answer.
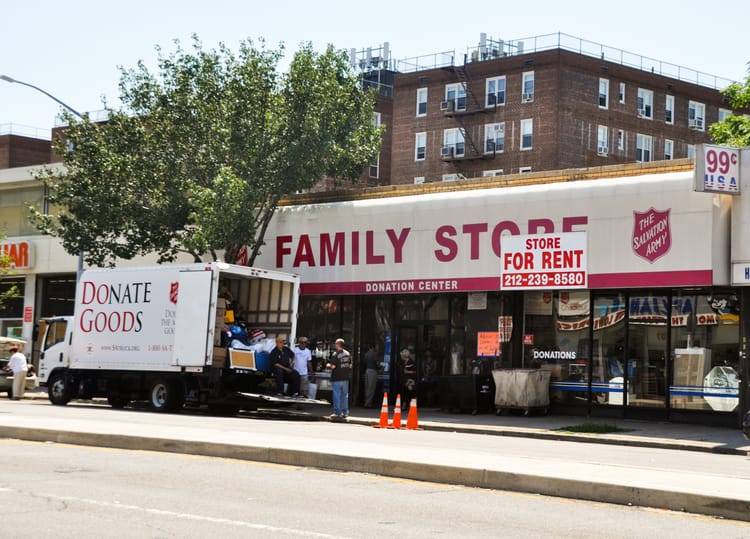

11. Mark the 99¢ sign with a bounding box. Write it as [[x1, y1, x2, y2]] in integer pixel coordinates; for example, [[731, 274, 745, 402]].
[[501, 232, 588, 290], [695, 144, 740, 194]]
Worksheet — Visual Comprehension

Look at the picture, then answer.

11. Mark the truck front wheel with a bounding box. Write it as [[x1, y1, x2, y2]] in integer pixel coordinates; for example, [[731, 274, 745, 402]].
[[149, 379, 183, 413], [48, 372, 72, 406]]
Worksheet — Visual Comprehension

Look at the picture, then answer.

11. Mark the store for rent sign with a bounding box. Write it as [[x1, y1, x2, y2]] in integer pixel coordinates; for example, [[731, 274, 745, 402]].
[[695, 144, 740, 194], [500, 232, 587, 290]]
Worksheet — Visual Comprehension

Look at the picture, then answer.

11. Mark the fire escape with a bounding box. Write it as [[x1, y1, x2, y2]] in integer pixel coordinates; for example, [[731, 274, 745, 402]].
[[439, 65, 496, 165]]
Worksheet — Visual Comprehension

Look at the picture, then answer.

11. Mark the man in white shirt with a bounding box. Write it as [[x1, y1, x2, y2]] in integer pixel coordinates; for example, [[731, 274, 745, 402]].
[[4, 345, 28, 400], [293, 337, 313, 397]]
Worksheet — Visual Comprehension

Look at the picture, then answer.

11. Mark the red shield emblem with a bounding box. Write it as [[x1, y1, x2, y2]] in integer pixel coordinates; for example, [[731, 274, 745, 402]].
[[169, 282, 179, 304], [236, 245, 249, 266], [632, 208, 671, 263]]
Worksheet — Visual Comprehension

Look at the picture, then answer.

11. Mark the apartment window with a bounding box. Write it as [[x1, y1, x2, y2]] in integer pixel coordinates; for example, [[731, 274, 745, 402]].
[[665, 95, 674, 124], [486, 76, 506, 107], [416, 88, 427, 116], [619, 82, 625, 103], [599, 78, 609, 109], [636, 133, 652, 162], [483, 169, 504, 177], [443, 128, 465, 158], [637, 88, 653, 119], [522, 71, 535, 102], [719, 108, 732, 122], [597, 125, 608, 155], [442, 174, 458, 182], [689, 101, 705, 130], [369, 154, 380, 178], [519, 166, 532, 173], [484, 122, 505, 153], [617, 129, 625, 152], [445, 83, 467, 112], [415, 132, 426, 161], [664, 139, 673, 160], [414, 176, 425, 185], [520, 119, 533, 150], [687, 144, 696, 159]]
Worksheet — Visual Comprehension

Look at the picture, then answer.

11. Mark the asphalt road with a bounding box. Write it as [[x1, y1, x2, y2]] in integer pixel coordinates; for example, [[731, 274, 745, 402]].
[[1, 439, 748, 539]]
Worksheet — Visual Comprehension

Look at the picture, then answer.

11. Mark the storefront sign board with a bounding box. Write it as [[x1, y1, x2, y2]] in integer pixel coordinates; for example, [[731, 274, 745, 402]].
[[694, 144, 740, 195], [500, 232, 587, 290], [1, 240, 34, 269], [258, 171, 727, 294]]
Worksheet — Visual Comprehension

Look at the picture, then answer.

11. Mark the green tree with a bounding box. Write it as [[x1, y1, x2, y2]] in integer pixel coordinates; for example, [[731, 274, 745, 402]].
[[710, 66, 750, 147], [0, 230, 19, 311], [32, 37, 382, 266]]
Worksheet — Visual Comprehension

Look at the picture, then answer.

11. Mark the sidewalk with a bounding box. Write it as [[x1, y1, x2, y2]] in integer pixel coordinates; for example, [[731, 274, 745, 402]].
[[20, 387, 750, 455]]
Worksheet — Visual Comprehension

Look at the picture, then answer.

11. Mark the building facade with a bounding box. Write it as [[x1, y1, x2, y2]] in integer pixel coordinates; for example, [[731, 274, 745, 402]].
[[376, 33, 734, 184], [254, 160, 747, 426]]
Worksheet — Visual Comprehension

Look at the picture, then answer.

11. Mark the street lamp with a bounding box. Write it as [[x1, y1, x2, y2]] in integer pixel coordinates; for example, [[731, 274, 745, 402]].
[[0, 74, 86, 282]]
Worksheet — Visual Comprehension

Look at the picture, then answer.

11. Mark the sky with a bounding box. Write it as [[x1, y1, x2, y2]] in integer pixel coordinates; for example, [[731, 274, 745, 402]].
[[1, 0, 747, 136]]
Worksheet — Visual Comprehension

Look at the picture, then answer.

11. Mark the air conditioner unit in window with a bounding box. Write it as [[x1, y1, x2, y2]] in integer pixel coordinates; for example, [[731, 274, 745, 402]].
[[440, 100, 454, 112], [522, 92, 534, 103], [440, 145, 454, 158], [688, 118, 704, 129], [597, 146, 608, 156], [637, 108, 648, 118]]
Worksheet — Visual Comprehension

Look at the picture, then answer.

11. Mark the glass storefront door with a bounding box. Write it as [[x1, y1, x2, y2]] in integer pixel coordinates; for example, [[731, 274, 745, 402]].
[[395, 323, 449, 407], [626, 294, 668, 408]]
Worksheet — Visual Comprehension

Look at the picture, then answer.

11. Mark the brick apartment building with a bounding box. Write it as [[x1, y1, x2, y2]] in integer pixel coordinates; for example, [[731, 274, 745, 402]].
[[363, 32, 734, 185]]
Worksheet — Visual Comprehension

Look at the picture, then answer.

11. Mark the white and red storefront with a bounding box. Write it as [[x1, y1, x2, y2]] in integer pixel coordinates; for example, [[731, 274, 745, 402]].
[[256, 169, 742, 424]]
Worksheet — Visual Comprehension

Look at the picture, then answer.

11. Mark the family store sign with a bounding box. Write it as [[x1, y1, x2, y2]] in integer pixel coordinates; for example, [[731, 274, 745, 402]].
[[258, 172, 723, 294]]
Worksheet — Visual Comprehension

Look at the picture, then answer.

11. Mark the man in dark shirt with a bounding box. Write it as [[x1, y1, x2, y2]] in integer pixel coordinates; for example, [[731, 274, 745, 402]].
[[363, 343, 379, 407], [327, 338, 352, 418], [270, 336, 301, 397]]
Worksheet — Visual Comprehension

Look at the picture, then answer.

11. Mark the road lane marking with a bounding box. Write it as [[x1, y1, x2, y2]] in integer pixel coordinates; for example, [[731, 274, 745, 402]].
[[39, 492, 345, 538]]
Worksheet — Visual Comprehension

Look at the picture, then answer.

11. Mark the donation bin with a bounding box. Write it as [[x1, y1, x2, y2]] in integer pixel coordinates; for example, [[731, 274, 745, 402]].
[[492, 369, 551, 415]]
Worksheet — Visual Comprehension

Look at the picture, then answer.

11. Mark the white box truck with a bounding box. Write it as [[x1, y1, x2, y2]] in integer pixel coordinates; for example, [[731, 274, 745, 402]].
[[37, 262, 319, 412]]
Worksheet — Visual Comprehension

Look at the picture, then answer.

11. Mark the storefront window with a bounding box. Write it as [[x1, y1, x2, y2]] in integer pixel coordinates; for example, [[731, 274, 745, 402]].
[[396, 295, 449, 321], [524, 291, 590, 405], [297, 297, 354, 370], [38, 276, 76, 317], [627, 294, 668, 408], [591, 293, 626, 406], [670, 292, 740, 412], [0, 277, 24, 338]]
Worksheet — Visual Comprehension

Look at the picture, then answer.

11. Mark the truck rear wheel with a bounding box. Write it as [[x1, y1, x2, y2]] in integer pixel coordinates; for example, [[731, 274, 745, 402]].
[[149, 379, 183, 413], [48, 372, 72, 406]]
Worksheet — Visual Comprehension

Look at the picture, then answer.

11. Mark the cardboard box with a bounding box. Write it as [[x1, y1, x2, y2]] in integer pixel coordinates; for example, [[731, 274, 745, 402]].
[[230, 349, 255, 369]]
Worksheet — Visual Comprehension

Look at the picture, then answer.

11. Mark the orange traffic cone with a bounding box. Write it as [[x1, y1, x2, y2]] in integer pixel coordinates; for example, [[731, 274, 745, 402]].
[[392, 394, 402, 429], [406, 398, 421, 430], [372, 392, 390, 428]]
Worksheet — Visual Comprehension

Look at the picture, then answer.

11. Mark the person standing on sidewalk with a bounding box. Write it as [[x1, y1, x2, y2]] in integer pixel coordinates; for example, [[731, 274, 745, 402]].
[[293, 337, 313, 397], [363, 343, 378, 408], [4, 345, 28, 400], [327, 338, 352, 418]]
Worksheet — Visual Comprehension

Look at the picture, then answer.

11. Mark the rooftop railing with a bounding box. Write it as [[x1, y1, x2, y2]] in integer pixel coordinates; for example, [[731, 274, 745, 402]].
[[394, 32, 734, 90], [0, 123, 50, 140]]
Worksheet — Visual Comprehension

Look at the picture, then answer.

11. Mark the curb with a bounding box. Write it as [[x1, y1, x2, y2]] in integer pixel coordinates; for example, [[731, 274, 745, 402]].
[[343, 417, 750, 456], [1, 424, 749, 522]]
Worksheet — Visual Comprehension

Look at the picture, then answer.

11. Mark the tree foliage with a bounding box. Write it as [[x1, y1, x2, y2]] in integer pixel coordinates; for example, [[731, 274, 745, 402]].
[[0, 230, 19, 311], [32, 37, 382, 266], [710, 65, 750, 147]]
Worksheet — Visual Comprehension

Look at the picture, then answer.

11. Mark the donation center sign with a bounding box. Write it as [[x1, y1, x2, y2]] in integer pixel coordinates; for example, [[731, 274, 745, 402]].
[[500, 232, 587, 290]]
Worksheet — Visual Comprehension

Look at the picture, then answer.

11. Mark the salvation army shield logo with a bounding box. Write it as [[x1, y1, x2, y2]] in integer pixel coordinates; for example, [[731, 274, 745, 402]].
[[632, 208, 671, 263], [169, 282, 179, 305]]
